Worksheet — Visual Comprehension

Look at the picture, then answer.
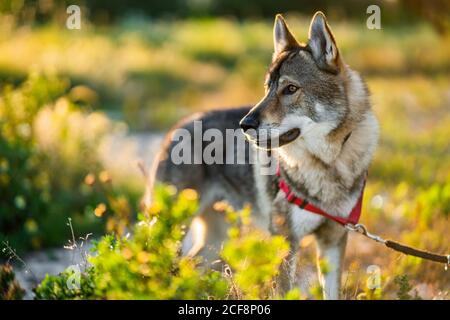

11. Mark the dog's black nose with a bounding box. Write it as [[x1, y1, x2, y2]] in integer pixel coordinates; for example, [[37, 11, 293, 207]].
[[239, 116, 260, 132]]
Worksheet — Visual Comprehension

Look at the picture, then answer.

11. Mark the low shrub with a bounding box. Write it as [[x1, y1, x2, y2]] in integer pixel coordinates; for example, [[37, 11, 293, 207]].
[[34, 185, 294, 300]]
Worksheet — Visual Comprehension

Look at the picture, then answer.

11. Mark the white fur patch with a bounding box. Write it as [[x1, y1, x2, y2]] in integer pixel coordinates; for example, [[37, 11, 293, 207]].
[[317, 245, 342, 300], [277, 114, 338, 165], [290, 206, 325, 238], [314, 102, 325, 114], [182, 216, 206, 257], [252, 151, 272, 230], [347, 70, 367, 105]]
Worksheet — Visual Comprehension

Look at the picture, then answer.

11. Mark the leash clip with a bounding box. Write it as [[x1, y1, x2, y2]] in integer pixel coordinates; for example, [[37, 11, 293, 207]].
[[345, 223, 386, 243]]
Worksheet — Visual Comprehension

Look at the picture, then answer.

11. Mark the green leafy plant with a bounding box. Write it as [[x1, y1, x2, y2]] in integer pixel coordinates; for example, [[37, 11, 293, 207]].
[[394, 274, 421, 300], [221, 204, 291, 299], [34, 185, 301, 300], [34, 186, 228, 299], [33, 267, 96, 300]]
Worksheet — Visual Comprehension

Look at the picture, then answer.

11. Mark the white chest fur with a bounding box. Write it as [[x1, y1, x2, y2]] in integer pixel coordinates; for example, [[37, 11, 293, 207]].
[[290, 205, 325, 238]]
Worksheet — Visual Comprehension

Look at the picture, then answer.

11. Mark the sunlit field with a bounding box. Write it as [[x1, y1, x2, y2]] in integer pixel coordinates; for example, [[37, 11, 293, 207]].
[[2, 16, 450, 129], [0, 13, 449, 299]]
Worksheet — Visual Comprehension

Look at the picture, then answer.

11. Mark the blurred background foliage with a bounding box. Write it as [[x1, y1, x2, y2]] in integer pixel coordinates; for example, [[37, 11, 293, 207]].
[[0, 0, 449, 299], [1, 1, 450, 129], [0, 73, 140, 252]]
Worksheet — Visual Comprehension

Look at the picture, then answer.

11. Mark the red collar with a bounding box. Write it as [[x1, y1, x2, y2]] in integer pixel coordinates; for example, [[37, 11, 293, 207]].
[[276, 164, 365, 226]]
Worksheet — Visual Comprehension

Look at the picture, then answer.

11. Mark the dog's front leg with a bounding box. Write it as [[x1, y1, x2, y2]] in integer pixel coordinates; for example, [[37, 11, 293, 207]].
[[277, 239, 299, 295], [315, 225, 348, 300], [270, 208, 299, 296]]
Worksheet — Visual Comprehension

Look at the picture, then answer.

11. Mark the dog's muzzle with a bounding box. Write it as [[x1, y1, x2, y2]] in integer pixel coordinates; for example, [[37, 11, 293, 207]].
[[239, 116, 260, 132]]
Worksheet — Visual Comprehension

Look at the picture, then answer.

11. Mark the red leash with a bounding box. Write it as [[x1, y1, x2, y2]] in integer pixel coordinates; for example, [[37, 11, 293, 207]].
[[276, 165, 365, 226]]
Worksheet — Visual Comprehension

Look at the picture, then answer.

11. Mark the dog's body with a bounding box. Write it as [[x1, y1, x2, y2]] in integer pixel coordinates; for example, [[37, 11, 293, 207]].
[[143, 12, 379, 299]]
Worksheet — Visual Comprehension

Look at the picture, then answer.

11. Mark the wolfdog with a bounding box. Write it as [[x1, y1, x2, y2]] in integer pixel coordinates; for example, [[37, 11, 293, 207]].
[[143, 12, 379, 299]]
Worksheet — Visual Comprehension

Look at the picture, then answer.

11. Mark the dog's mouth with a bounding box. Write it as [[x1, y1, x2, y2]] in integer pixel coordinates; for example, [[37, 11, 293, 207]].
[[278, 128, 301, 146], [248, 128, 301, 149]]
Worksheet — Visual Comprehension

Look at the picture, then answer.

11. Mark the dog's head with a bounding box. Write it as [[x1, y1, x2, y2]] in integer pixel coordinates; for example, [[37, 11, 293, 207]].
[[240, 12, 358, 150]]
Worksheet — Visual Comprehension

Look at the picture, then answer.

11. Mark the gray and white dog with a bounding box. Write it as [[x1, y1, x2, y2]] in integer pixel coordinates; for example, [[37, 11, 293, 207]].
[[143, 12, 379, 299]]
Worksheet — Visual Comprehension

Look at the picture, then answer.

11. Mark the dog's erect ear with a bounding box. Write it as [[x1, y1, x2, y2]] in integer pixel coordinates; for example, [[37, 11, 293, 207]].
[[308, 11, 340, 73], [273, 14, 299, 57]]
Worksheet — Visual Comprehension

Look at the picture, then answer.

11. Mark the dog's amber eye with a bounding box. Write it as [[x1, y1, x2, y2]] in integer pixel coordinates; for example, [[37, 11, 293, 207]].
[[283, 85, 298, 95]]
